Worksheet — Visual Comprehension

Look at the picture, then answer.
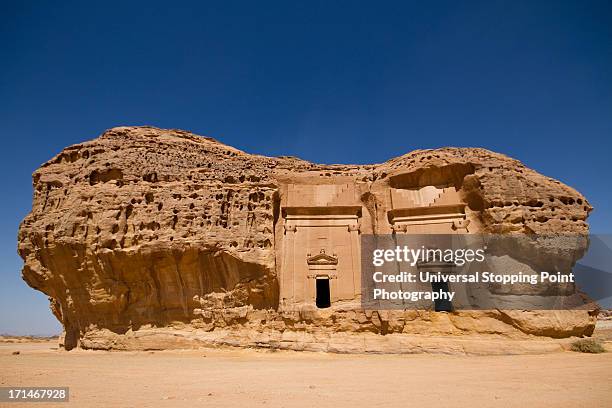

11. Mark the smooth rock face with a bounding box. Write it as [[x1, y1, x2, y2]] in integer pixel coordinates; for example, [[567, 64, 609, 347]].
[[18, 126, 597, 351]]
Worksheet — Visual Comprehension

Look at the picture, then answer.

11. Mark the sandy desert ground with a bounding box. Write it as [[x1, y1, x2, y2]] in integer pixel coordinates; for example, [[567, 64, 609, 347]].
[[2, 327, 612, 408]]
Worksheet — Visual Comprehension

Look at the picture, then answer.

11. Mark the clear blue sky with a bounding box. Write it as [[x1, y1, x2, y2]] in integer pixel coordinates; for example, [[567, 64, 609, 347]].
[[1, 1, 610, 335]]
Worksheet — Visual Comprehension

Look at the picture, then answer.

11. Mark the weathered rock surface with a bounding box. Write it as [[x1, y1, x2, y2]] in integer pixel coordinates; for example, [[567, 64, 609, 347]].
[[18, 126, 597, 352]]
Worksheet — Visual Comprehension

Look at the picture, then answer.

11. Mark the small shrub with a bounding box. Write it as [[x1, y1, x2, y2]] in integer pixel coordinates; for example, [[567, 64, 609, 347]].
[[570, 339, 605, 354]]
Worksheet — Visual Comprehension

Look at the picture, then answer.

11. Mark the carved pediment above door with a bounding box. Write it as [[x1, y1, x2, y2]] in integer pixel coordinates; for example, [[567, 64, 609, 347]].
[[306, 249, 338, 266]]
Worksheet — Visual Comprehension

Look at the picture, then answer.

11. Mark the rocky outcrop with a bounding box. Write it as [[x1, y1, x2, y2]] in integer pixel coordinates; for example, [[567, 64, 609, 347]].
[[18, 126, 597, 352]]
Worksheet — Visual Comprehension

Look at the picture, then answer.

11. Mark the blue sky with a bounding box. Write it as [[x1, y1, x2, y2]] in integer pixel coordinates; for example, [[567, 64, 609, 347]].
[[1, 1, 610, 334]]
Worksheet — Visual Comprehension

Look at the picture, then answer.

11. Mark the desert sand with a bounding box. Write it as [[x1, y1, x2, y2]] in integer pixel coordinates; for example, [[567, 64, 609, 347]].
[[2, 337, 611, 408]]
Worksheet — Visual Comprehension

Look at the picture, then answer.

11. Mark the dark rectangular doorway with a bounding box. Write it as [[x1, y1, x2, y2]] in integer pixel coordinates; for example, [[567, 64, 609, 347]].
[[432, 281, 453, 312], [316, 278, 331, 308]]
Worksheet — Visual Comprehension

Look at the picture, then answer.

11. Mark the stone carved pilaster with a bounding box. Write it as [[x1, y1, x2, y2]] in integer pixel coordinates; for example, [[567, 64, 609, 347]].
[[281, 223, 297, 303]]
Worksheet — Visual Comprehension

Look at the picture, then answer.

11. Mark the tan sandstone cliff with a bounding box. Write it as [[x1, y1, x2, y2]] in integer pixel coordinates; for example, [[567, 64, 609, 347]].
[[18, 126, 597, 353]]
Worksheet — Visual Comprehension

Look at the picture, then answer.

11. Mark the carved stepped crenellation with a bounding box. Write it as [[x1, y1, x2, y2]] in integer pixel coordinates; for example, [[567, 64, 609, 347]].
[[390, 186, 463, 209], [388, 185, 467, 233], [325, 184, 355, 207], [391, 185, 442, 208], [431, 187, 461, 207], [285, 184, 359, 209]]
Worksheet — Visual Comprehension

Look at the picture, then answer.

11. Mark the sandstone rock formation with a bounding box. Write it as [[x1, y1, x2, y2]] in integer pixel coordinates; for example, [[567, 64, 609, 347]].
[[18, 126, 597, 352]]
